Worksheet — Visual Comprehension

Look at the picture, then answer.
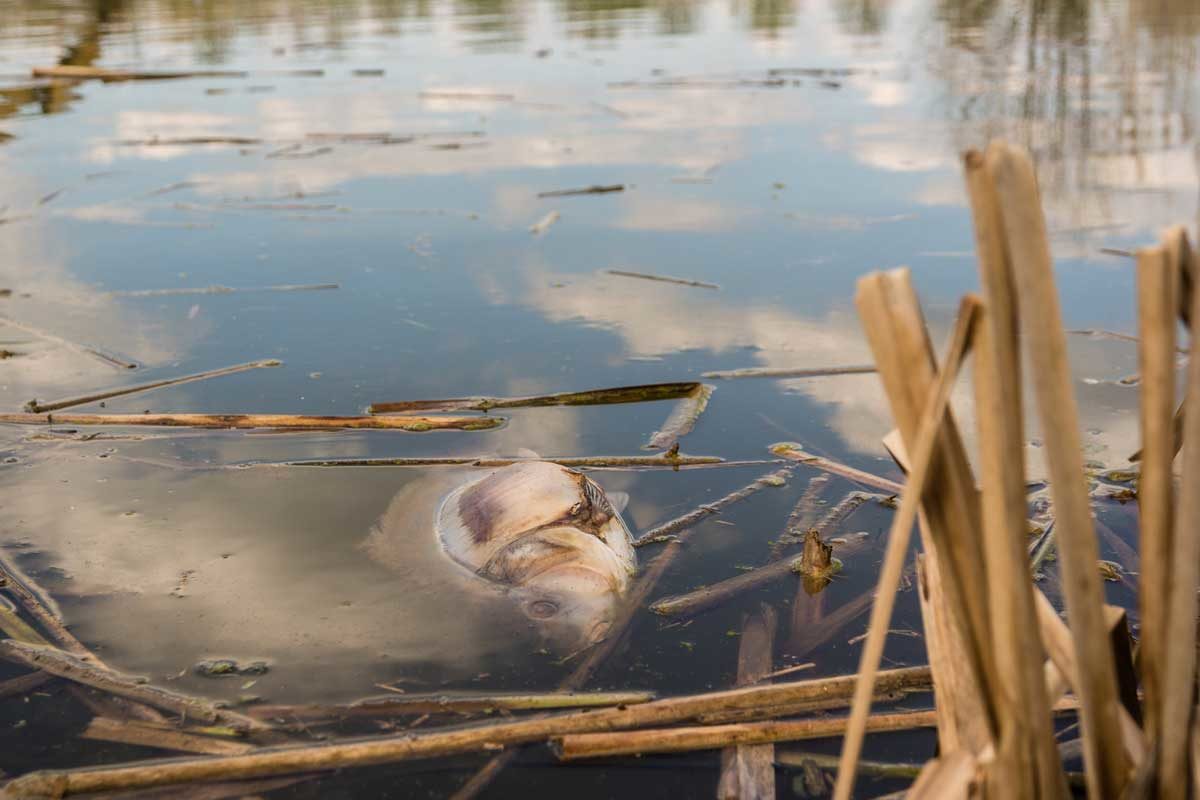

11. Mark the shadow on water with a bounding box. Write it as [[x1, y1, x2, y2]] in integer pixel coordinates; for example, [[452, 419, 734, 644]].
[[0, 0, 1196, 795]]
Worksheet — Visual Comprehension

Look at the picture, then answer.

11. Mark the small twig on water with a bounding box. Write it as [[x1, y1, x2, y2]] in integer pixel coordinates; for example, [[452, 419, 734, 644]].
[[604, 270, 719, 289], [26, 359, 282, 413]]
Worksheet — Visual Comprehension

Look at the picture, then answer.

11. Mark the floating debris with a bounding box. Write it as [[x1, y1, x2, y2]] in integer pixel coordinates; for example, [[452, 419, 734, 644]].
[[537, 185, 624, 198], [770, 442, 903, 494], [369, 381, 699, 414], [529, 211, 560, 236], [0, 412, 503, 432], [81, 718, 257, 757], [646, 384, 713, 450], [1, 666, 932, 796], [26, 359, 282, 413], [249, 690, 655, 722], [193, 659, 269, 678], [0, 315, 139, 369], [265, 453, 724, 468], [635, 468, 792, 547], [719, 604, 777, 800], [605, 270, 719, 289], [0, 641, 266, 731]]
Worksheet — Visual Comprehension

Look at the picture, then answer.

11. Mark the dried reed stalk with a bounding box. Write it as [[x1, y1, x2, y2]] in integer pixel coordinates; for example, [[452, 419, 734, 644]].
[[0, 412, 501, 431], [633, 468, 792, 546], [554, 710, 939, 760], [248, 690, 656, 722], [0, 315, 138, 369], [649, 492, 877, 618], [914, 555, 990, 754], [26, 359, 282, 413], [0, 641, 267, 732], [3, 666, 933, 797], [987, 139, 1128, 797], [269, 454, 729, 469], [1134, 242, 1177, 755], [0, 561, 100, 665], [1159, 228, 1200, 799], [832, 293, 985, 800], [647, 384, 713, 450], [369, 382, 699, 414], [966, 148, 1068, 798], [81, 718, 257, 756], [604, 269, 718, 289], [769, 443, 903, 494], [0, 670, 53, 699], [717, 604, 777, 800]]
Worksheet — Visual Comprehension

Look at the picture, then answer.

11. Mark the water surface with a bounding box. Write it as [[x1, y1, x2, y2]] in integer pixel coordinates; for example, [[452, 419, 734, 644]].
[[0, 0, 1194, 795]]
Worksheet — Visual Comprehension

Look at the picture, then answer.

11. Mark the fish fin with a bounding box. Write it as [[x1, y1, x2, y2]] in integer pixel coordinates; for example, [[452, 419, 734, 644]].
[[517, 448, 542, 459], [606, 492, 630, 514]]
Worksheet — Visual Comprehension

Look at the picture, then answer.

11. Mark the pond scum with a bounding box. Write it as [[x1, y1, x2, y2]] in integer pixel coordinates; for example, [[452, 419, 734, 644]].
[[0, 138, 1195, 798]]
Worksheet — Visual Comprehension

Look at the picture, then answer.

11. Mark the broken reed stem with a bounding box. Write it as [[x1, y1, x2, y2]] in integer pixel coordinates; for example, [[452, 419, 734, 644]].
[[769, 443, 903, 494], [777, 750, 923, 779], [988, 139, 1128, 797], [369, 381, 701, 414], [0, 641, 268, 732], [248, 455, 743, 469], [718, 604, 777, 800], [1160, 231, 1200, 799], [0, 561, 100, 666], [25, 359, 283, 413], [0, 412, 502, 432], [0, 669, 53, 700], [0, 315, 138, 369], [1134, 242, 1177, 754], [453, 467, 794, 799], [633, 468, 792, 546], [966, 147, 1068, 799], [604, 269, 719, 289], [701, 365, 876, 381], [650, 492, 880, 619], [82, 718, 257, 757], [4, 666, 933, 797], [784, 474, 831, 534], [248, 691, 657, 722], [832, 294, 980, 800], [647, 384, 713, 450], [553, 710, 939, 761]]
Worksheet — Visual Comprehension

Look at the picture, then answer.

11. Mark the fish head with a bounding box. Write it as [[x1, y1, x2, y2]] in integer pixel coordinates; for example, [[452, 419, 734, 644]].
[[484, 525, 631, 651]]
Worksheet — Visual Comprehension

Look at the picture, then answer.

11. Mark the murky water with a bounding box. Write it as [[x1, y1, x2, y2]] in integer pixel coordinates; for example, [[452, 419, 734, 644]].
[[0, 0, 1194, 795]]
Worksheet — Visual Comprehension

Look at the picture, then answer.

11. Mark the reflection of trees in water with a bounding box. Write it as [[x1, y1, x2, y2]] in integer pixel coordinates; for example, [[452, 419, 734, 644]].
[[455, 0, 525, 48], [832, 0, 888, 36], [927, 0, 1198, 229], [735, 0, 797, 36]]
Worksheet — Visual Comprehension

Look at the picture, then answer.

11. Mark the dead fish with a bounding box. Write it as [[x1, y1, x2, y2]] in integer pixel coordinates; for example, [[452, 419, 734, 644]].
[[436, 462, 635, 650]]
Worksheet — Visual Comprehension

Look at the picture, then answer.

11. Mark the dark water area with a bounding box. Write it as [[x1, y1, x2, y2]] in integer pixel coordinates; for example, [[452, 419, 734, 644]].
[[0, 0, 1194, 795]]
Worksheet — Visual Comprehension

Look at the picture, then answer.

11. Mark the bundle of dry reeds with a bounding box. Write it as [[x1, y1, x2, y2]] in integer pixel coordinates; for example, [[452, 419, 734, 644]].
[[832, 139, 1195, 798]]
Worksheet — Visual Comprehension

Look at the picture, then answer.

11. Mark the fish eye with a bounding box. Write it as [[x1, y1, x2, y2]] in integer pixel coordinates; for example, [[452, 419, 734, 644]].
[[527, 599, 559, 618]]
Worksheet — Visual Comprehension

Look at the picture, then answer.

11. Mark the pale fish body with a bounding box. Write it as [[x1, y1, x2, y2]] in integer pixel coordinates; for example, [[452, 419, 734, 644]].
[[435, 461, 636, 649]]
